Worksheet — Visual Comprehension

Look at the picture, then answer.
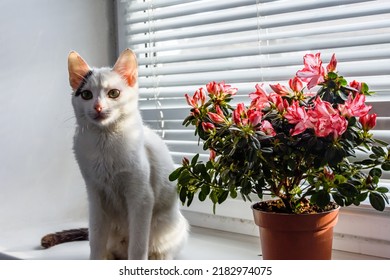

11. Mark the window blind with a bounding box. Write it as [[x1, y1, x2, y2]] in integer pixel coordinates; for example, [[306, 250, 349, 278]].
[[120, 0, 390, 166]]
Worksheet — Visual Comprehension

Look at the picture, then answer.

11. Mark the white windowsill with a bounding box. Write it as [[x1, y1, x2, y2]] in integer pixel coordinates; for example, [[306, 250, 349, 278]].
[[0, 223, 385, 260], [1, 196, 388, 260]]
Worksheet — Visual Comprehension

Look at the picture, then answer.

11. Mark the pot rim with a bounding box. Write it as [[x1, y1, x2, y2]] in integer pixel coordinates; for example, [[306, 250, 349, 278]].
[[251, 201, 341, 216]]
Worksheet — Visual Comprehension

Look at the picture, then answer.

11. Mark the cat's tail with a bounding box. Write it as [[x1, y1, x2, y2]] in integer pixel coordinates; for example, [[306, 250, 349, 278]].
[[41, 228, 89, 249]]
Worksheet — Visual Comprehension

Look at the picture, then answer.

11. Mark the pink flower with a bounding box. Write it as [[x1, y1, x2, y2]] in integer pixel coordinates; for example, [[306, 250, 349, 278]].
[[233, 103, 246, 126], [202, 122, 215, 133], [313, 115, 347, 139], [185, 93, 197, 108], [338, 93, 372, 118], [206, 81, 237, 97], [359, 113, 377, 131], [326, 53, 337, 73], [208, 112, 225, 123], [269, 93, 289, 113], [247, 109, 262, 127], [261, 120, 276, 136], [349, 80, 363, 93], [296, 53, 325, 89], [233, 104, 262, 128], [249, 84, 270, 110], [310, 97, 338, 119], [270, 83, 290, 96], [185, 88, 206, 108], [285, 97, 349, 139], [206, 81, 221, 95], [208, 106, 225, 124], [284, 101, 311, 136], [249, 83, 268, 102], [309, 98, 347, 139], [289, 77, 303, 92]]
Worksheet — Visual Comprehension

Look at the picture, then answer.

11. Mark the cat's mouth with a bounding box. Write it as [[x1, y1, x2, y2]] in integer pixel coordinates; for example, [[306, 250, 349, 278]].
[[92, 112, 109, 121]]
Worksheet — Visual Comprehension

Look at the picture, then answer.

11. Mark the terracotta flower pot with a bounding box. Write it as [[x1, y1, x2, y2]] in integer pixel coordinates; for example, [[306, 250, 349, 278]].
[[252, 202, 340, 260]]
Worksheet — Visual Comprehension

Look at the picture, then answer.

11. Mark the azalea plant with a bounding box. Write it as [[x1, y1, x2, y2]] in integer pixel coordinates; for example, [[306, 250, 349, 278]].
[[169, 53, 390, 214]]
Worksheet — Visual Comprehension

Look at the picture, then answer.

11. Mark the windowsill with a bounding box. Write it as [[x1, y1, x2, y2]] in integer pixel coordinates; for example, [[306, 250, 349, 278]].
[[0, 224, 386, 260], [1, 197, 388, 260]]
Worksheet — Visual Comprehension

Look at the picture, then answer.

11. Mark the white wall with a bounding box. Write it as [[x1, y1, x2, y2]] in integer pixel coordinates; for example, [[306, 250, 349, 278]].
[[0, 0, 116, 228]]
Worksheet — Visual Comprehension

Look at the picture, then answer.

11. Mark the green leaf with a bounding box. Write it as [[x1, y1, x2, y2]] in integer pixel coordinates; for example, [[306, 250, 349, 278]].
[[206, 160, 214, 169], [381, 162, 390, 171], [376, 187, 389, 194], [369, 192, 386, 211], [339, 77, 348, 87], [372, 146, 386, 157], [327, 72, 338, 80], [210, 190, 218, 204], [198, 189, 208, 202], [199, 184, 210, 202], [201, 184, 210, 195], [338, 183, 359, 197], [369, 168, 382, 178], [179, 187, 187, 205], [178, 169, 192, 185], [332, 193, 345, 207], [374, 138, 388, 146], [356, 192, 368, 202], [218, 191, 229, 204], [169, 167, 183, 182], [311, 191, 330, 208], [186, 192, 194, 207], [361, 82, 369, 94], [359, 159, 375, 165], [230, 188, 238, 199], [191, 154, 200, 166], [182, 115, 194, 126]]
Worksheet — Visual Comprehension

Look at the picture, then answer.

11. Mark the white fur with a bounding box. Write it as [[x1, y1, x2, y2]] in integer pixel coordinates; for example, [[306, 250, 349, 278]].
[[70, 56, 189, 260]]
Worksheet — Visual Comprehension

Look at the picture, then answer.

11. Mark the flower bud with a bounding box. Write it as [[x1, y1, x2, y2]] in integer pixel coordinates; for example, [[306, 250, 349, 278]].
[[208, 112, 225, 123], [324, 166, 335, 181], [349, 80, 362, 93], [209, 149, 217, 161], [202, 122, 215, 133], [270, 83, 290, 96], [326, 53, 337, 72], [289, 77, 303, 92], [182, 157, 190, 166], [359, 113, 377, 131]]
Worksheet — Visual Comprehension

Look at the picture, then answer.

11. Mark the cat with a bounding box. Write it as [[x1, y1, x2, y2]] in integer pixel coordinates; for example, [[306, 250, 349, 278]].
[[66, 49, 189, 260]]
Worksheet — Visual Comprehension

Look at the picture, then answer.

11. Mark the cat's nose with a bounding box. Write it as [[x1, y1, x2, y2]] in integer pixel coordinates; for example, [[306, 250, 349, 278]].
[[94, 103, 103, 113]]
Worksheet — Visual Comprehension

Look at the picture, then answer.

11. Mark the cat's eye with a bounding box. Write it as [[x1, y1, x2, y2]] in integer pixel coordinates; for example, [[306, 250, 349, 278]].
[[108, 89, 120, 99], [80, 90, 93, 100]]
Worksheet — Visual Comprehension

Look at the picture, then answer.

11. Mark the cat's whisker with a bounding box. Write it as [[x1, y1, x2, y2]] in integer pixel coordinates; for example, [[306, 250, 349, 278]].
[[62, 115, 76, 124]]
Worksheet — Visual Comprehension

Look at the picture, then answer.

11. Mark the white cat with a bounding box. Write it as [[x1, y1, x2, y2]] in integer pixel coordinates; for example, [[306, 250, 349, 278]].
[[68, 49, 189, 260]]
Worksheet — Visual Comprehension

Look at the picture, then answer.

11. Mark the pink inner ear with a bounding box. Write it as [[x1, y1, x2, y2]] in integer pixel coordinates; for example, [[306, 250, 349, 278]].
[[113, 49, 138, 87], [116, 66, 137, 87], [68, 52, 91, 90]]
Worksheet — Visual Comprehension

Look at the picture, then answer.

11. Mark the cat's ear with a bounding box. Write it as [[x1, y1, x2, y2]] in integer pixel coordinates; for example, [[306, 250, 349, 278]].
[[113, 49, 138, 87], [68, 51, 91, 91]]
